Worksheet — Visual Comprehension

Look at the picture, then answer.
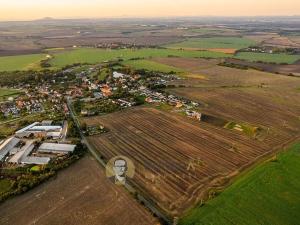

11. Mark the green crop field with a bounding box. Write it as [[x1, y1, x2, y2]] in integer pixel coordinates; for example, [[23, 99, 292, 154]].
[[49, 48, 229, 68], [165, 37, 256, 50], [0, 88, 22, 97], [179, 142, 300, 225], [0, 88, 22, 101], [0, 54, 47, 72], [1, 48, 298, 72], [234, 52, 300, 64], [123, 59, 184, 73]]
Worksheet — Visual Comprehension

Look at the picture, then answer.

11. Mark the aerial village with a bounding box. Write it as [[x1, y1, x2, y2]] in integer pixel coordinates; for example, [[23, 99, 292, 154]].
[[0, 64, 202, 168]]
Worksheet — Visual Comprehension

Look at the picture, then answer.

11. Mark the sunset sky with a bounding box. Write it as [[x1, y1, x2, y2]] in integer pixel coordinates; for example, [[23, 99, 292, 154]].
[[0, 0, 299, 21]]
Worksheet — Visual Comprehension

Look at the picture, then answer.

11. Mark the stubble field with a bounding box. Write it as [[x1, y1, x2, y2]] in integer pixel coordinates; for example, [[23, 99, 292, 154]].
[[82, 106, 291, 217], [83, 56, 300, 218], [0, 155, 159, 225]]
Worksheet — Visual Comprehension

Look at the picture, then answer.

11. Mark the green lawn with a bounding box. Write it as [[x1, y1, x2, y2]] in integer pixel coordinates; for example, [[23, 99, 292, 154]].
[[49, 48, 229, 68], [0, 88, 22, 101], [123, 59, 184, 73], [0, 54, 47, 71], [234, 52, 300, 64], [0, 88, 22, 97], [165, 37, 256, 50], [179, 142, 300, 225]]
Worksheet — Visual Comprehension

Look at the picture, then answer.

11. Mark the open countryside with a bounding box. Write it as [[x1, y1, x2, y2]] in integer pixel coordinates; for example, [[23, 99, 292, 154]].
[[0, 14, 300, 225], [0, 54, 47, 71], [179, 142, 300, 225], [0, 155, 159, 225], [164, 37, 256, 52]]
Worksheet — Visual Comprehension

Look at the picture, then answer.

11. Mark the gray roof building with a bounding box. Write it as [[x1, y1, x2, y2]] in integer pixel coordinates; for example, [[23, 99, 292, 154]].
[[0, 137, 21, 161], [38, 143, 76, 154]]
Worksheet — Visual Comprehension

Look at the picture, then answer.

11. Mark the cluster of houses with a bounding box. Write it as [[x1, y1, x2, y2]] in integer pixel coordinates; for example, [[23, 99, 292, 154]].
[[0, 102, 20, 117], [69, 68, 203, 121], [0, 84, 66, 118], [243, 46, 274, 54], [0, 99, 44, 118], [0, 120, 75, 166], [76, 71, 141, 114], [140, 87, 202, 121]]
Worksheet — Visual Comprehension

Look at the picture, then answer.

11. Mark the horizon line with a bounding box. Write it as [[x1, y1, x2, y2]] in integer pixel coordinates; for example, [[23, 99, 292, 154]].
[[0, 15, 300, 23]]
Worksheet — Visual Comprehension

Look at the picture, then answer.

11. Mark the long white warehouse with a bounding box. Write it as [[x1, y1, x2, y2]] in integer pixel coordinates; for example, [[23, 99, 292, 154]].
[[38, 143, 76, 154]]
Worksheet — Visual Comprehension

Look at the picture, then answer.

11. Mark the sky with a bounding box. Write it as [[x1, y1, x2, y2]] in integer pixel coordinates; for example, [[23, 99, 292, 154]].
[[0, 0, 299, 21]]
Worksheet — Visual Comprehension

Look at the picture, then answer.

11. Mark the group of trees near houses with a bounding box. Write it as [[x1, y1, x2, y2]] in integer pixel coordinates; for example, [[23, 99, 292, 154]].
[[0, 143, 87, 203], [0, 70, 56, 86]]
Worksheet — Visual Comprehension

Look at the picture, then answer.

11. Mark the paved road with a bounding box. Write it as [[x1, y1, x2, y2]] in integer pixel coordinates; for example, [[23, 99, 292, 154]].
[[66, 97, 172, 225]]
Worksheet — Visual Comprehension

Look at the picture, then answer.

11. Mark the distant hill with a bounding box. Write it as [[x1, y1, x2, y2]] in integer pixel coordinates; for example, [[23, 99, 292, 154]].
[[36, 17, 55, 21]]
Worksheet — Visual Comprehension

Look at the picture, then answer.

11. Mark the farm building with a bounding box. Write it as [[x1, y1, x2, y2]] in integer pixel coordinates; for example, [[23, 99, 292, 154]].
[[0, 137, 21, 162], [186, 110, 202, 121], [8, 140, 35, 164], [38, 143, 76, 154], [41, 120, 53, 126], [21, 157, 50, 165], [15, 122, 62, 139], [7, 140, 51, 165]]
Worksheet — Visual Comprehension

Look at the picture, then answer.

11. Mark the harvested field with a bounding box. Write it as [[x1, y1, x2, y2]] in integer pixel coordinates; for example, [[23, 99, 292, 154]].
[[164, 58, 300, 140], [207, 48, 237, 54], [152, 57, 219, 73], [261, 36, 300, 48], [289, 36, 300, 45], [244, 33, 280, 43], [154, 57, 297, 87], [179, 142, 300, 225], [224, 58, 300, 76], [172, 87, 300, 142], [82, 107, 291, 216], [0, 155, 159, 225], [164, 37, 255, 50]]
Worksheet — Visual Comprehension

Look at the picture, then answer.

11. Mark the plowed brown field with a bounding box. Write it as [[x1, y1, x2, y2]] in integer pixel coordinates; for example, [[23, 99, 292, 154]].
[[0, 156, 159, 225], [82, 57, 300, 218], [83, 107, 291, 216]]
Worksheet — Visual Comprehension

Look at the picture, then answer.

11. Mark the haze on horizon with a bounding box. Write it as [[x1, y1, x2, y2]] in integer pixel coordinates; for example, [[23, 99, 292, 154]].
[[0, 0, 299, 21]]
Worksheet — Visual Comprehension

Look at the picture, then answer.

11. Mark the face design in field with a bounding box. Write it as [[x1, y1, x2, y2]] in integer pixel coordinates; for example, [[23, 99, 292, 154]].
[[106, 156, 134, 186], [113, 159, 127, 177]]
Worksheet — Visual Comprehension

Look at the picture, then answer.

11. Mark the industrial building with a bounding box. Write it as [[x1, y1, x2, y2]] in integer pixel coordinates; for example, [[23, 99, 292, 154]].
[[0, 137, 21, 162], [0, 121, 76, 166], [38, 143, 76, 154], [15, 121, 62, 139]]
